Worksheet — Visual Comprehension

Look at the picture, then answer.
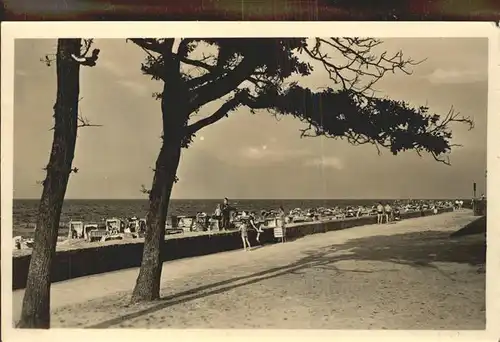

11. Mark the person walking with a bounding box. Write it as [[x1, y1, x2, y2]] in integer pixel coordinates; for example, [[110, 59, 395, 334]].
[[249, 212, 264, 244], [239, 211, 252, 251]]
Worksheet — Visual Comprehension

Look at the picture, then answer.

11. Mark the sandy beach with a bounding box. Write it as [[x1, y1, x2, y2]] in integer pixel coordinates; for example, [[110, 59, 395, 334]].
[[12, 210, 485, 329]]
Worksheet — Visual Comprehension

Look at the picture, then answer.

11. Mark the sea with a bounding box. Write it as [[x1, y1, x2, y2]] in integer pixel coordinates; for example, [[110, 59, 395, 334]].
[[12, 198, 458, 236]]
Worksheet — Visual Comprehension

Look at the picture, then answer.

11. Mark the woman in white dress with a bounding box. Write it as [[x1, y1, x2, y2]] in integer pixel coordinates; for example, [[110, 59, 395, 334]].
[[274, 206, 287, 243]]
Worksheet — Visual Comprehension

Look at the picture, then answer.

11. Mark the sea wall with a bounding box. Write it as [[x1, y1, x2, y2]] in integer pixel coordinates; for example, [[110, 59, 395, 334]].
[[12, 207, 453, 290]]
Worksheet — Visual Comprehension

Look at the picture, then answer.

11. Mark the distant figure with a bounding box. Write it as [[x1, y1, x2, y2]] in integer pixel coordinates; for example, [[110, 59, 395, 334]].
[[221, 197, 233, 230], [194, 212, 203, 231], [356, 207, 363, 218], [376, 202, 384, 224], [239, 212, 252, 251], [274, 206, 287, 243], [249, 212, 264, 243], [393, 207, 401, 221], [214, 204, 222, 217], [13, 236, 22, 250], [139, 220, 146, 233], [384, 203, 392, 223], [214, 204, 222, 229]]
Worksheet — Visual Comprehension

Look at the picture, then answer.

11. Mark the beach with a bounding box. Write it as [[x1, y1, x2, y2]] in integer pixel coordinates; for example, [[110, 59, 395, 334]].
[[12, 209, 485, 329], [12, 198, 461, 237]]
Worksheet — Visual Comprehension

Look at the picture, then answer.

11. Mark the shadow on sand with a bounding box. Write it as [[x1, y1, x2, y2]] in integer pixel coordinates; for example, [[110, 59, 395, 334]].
[[87, 229, 486, 328], [450, 216, 486, 238]]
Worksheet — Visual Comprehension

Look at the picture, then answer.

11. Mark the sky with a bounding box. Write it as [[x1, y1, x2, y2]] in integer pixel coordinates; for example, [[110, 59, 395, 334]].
[[13, 38, 488, 200]]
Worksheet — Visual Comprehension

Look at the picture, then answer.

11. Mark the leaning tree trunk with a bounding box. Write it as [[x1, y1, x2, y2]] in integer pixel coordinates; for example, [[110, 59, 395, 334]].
[[18, 39, 82, 328], [131, 81, 187, 303], [130, 139, 182, 302]]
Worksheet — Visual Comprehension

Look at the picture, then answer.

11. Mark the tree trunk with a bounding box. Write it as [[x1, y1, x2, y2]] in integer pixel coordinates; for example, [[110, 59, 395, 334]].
[[17, 39, 82, 329], [131, 78, 187, 302], [130, 139, 182, 302]]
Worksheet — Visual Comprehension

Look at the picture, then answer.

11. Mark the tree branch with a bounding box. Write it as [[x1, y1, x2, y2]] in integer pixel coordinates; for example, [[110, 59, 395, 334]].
[[189, 57, 257, 111], [185, 68, 227, 91], [185, 95, 244, 135], [140, 184, 151, 195], [127, 38, 165, 54], [182, 57, 216, 72], [238, 84, 473, 165], [71, 48, 100, 67], [301, 38, 421, 96], [49, 105, 102, 131], [77, 115, 102, 128], [77, 105, 102, 128], [66, 39, 100, 67], [176, 38, 195, 59], [40, 54, 57, 67], [80, 39, 94, 58], [183, 53, 235, 90], [129, 39, 179, 82]]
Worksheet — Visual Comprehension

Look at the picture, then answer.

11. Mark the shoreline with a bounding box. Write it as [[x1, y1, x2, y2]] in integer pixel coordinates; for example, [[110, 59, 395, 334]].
[[12, 208, 458, 290], [12, 208, 442, 258], [12, 198, 461, 237]]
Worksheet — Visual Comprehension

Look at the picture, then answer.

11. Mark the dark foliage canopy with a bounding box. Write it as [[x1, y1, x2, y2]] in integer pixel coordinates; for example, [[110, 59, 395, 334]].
[[130, 37, 473, 164]]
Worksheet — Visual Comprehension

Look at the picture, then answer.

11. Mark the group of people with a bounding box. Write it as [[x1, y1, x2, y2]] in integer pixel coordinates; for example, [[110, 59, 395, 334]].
[[376, 202, 395, 224], [213, 197, 236, 231], [238, 205, 288, 251], [238, 210, 265, 251], [454, 200, 465, 210], [213, 198, 288, 251], [208, 198, 454, 250], [196, 197, 234, 231]]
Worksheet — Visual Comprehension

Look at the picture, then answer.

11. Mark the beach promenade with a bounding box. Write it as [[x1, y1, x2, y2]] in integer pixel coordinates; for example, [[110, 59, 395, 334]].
[[12, 210, 485, 329]]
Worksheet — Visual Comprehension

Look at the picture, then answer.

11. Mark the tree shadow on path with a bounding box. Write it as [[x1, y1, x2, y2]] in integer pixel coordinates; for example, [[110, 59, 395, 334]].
[[450, 216, 486, 238], [87, 229, 485, 329]]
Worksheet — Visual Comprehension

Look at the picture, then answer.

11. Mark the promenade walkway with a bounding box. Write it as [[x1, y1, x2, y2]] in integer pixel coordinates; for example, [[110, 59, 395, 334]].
[[12, 210, 485, 329]]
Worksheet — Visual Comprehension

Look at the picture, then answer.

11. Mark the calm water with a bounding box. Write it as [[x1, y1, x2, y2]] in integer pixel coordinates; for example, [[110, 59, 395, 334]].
[[13, 198, 458, 233]]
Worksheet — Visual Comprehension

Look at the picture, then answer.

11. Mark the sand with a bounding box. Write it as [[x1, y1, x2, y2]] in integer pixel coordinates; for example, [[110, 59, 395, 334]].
[[12, 210, 485, 329]]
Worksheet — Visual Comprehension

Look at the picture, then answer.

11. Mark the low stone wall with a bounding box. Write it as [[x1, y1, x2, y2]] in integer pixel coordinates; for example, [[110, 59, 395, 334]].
[[12, 207, 453, 290]]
